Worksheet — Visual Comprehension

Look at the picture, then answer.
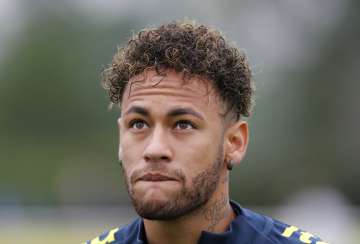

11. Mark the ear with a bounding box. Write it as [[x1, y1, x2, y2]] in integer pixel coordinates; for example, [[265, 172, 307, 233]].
[[224, 120, 249, 166], [117, 117, 123, 161]]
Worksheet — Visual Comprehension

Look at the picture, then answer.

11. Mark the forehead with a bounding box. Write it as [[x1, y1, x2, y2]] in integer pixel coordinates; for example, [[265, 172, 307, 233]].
[[121, 69, 224, 114]]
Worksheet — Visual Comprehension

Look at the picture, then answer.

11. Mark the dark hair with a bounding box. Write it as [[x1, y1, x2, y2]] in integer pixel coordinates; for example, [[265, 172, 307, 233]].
[[102, 20, 254, 118]]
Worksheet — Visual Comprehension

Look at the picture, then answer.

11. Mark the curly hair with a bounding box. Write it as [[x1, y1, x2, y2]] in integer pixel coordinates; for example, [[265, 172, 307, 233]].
[[102, 20, 254, 118]]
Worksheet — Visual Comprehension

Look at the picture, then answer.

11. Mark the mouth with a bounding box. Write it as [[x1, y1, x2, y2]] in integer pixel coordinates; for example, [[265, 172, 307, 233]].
[[137, 173, 178, 182]]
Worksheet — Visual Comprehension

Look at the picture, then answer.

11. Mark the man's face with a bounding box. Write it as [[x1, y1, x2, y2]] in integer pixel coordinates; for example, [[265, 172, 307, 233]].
[[119, 69, 227, 220]]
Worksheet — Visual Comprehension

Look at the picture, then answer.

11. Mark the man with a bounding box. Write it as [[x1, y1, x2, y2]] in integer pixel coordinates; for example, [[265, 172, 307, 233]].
[[85, 21, 328, 244]]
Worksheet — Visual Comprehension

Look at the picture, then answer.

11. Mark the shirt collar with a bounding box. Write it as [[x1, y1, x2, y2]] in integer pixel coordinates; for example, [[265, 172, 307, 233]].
[[135, 200, 253, 244], [136, 219, 147, 243]]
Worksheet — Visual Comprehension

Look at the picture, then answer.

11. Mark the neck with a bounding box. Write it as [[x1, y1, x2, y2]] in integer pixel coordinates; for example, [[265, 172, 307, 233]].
[[143, 174, 235, 244]]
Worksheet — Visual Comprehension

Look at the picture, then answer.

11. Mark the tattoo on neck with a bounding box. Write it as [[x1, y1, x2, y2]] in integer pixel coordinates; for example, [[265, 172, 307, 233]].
[[202, 193, 229, 232], [221, 175, 229, 184]]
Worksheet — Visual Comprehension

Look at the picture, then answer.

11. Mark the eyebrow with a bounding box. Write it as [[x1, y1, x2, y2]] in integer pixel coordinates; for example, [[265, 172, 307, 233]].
[[167, 107, 204, 120], [124, 106, 149, 117], [124, 106, 204, 120]]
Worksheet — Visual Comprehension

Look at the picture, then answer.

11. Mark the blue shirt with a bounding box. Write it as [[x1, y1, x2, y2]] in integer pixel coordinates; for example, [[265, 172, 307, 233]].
[[84, 200, 328, 244]]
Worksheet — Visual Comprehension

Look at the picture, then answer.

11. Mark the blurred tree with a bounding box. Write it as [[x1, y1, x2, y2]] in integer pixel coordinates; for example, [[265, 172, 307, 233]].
[[0, 6, 140, 204], [231, 0, 360, 205]]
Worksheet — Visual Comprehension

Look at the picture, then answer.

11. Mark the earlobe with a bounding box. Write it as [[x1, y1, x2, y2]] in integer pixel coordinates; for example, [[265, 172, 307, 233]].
[[118, 146, 123, 162], [225, 121, 249, 167], [226, 159, 234, 171], [117, 117, 122, 127]]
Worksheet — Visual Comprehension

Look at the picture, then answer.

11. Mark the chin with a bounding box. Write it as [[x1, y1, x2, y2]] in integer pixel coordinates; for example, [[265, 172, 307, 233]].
[[133, 197, 175, 220], [142, 193, 170, 206], [131, 191, 208, 221]]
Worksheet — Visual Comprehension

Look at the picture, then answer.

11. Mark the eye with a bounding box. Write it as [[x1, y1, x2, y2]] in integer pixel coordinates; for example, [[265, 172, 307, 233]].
[[129, 119, 148, 130], [174, 120, 196, 130]]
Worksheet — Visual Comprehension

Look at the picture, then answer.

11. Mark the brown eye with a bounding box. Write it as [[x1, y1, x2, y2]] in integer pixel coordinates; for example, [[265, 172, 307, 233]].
[[174, 120, 196, 130], [130, 120, 148, 130]]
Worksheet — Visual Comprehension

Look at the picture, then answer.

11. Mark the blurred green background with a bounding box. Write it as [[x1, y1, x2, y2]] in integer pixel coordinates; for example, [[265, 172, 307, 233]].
[[0, 0, 359, 243]]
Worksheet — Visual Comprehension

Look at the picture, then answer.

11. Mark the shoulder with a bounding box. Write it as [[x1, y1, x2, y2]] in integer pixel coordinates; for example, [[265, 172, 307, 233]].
[[273, 221, 329, 244], [239, 206, 329, 244], [82, 218, 141, 244]]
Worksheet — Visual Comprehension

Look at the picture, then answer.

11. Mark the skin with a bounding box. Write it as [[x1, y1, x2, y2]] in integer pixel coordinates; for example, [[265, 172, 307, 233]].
[[118, 69, 249, 244]]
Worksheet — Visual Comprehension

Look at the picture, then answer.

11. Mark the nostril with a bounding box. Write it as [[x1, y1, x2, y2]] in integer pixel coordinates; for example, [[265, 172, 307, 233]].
[[144, 154, 171, 163], [160, 156, 170, 161]]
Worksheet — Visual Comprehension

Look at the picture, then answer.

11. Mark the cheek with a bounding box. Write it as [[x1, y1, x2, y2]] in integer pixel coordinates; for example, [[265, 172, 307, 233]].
[[120, 135, 143, 170], [176, 135, 222, 174]]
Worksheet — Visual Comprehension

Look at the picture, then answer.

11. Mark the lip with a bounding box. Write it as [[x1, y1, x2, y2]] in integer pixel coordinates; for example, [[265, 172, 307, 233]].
[[137, 173, 178, 182]]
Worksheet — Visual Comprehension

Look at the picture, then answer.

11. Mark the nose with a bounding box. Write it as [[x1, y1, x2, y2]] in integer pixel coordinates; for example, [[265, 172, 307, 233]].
[[143, 126, 172, 163]]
